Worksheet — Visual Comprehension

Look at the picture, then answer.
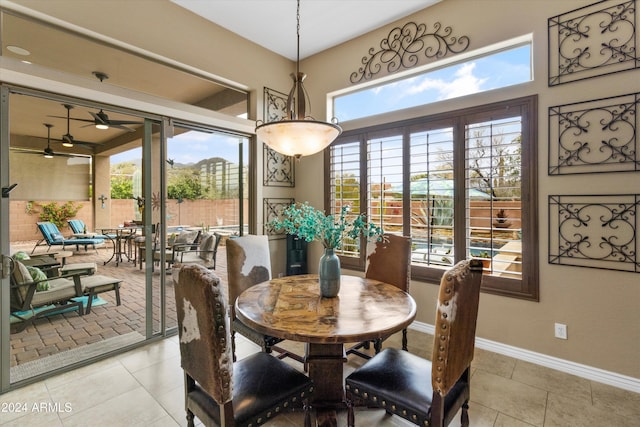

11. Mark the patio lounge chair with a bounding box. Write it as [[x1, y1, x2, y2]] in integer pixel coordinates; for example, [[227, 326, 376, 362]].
[[10, 256, 123, 331], [10, 258, 85, 332], [171, 232, 222, 270], [33, 221, 105, 254]]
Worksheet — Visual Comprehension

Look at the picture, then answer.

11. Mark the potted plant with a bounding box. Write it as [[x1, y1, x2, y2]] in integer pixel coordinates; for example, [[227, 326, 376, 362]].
[[493, 209, 511, 228], [271, 202, 383, 297]]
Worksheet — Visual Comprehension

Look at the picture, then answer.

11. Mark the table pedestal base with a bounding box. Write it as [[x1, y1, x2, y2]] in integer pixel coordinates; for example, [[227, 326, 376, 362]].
[[307, 343, 347, 427]]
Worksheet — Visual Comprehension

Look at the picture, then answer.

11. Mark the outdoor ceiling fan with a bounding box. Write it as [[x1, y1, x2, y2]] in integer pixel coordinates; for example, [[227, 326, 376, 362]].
[[42, 123, 77, 158], [80, 108, 142, 132], [48, 104, 103, 148], [11, 124, 78, 158]]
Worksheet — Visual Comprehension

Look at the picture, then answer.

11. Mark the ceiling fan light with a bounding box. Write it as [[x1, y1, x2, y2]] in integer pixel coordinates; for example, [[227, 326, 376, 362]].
[[95, 123, 109, 130], [62, 141, 74, 147]]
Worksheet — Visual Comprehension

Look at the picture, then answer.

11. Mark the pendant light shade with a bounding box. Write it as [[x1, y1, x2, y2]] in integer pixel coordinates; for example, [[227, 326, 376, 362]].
[[256, 0, 341, 158], [256, 118, 341, 158]]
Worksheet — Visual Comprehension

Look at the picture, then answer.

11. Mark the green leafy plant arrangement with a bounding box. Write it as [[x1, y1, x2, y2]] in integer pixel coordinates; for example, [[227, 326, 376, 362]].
[[36, 201, 82, 229], [271, 202, 383, 249]]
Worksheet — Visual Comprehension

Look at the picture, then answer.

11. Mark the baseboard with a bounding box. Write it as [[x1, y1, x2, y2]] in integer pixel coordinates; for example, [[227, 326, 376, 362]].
[[410, 321, 640, 393]]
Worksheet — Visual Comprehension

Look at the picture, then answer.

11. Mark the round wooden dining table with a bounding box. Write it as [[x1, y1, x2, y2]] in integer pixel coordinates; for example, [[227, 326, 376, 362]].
[[235, 274, 416, 427]]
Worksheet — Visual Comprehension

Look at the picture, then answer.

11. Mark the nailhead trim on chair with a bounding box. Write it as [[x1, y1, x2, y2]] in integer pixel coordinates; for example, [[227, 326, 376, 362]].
[[347, 385, 430, 426], [246, 388, 313, 426]]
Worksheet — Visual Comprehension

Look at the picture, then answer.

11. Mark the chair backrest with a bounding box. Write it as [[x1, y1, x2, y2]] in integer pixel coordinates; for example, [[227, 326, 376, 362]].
[[68, 219, 85, 234], [197, 232, 222, 263], [174, 229, 200, 246], [175, 264, 234, 405], [10, 259, 35, 311], [365, 234, 411, 292], [37, 222, 64, 244], [226, 235, 271, 316], [431, 259, 483, 395]]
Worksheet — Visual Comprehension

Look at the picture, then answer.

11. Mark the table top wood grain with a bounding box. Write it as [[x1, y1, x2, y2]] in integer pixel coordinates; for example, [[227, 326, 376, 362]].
[[235, 274, 416, 344]]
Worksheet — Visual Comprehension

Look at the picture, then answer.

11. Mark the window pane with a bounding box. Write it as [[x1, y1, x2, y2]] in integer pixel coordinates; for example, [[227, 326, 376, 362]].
[[329, 141, 361, 258], [334, 44, 531, 121], [466, 117, 522, 278], [367, 133, 404, 244], [409, 128, 455, 268]]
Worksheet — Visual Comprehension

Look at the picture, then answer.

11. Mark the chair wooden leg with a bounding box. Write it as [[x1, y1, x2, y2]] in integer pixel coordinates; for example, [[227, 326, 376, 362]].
[[374, 338, 383, 354], [402, 328, 408, 351], [346, 394, 355, 427], [231, 329, 237, 362], [303, 400, 312, 427], [461, 401, 469, 427]]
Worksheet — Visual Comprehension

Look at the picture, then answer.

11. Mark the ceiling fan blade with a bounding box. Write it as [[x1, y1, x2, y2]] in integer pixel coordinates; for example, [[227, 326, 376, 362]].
[[53, 137, 103, 146], [79, 122, 136, 132], [105, 119, 143, 125], [47, 114, 94, 124], [11, 147, 81, 158], [89, 110, 142, 126]]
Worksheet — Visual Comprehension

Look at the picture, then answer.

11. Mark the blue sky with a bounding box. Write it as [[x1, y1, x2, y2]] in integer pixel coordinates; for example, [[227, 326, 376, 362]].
[[110, 131, 247, 165], [335, 45, 531, 121]]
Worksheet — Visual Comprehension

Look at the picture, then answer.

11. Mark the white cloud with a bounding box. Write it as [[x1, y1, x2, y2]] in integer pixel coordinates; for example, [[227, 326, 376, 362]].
[[402, 62, 488, 100]]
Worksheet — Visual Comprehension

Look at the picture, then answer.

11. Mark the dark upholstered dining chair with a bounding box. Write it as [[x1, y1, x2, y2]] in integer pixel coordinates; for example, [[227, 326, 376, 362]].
[[345, 259, 483, 427], [346, 234, 412, 359], [174, 264, 314, 427], [226, 235, 306, 365]]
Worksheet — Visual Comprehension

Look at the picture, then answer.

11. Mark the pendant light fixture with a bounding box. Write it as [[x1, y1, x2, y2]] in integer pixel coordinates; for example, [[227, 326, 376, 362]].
[[255, 0, 341, 159]]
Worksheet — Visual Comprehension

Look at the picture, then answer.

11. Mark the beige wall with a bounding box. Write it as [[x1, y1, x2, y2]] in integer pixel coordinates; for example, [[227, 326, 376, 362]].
[[5, 0, 639, 379], [297, 0, 640, 379]]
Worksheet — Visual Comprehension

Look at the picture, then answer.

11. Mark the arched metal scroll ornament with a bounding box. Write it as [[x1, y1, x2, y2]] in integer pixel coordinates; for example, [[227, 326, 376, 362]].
[[548, 0, 638, 86], [549, 194, 640, 272], [548, 92, 640, 175], [350, 21, 470, 84]]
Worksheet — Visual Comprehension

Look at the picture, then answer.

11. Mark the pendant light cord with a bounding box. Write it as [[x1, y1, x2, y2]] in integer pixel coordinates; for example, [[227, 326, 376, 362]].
[[296, 0, 300, 76]]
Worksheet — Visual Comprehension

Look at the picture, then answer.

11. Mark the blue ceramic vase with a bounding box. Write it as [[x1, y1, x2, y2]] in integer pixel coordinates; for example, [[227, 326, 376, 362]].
[[318, 247, 341, 297]]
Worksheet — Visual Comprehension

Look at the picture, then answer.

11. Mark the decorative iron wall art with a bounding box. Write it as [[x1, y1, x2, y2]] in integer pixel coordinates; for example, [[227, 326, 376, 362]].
[[549, 194, 640, 272], [263, 87, 295, 187], [264, 198, 295, 238], [350, 21, 470, 84], [548, 0, 638, 86], [549, 92, 640, 174]]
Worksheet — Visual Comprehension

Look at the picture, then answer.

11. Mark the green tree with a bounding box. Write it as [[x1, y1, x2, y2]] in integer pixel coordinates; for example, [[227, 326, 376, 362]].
[[167, 169, 203, 200], [110, 162, 136, 199]]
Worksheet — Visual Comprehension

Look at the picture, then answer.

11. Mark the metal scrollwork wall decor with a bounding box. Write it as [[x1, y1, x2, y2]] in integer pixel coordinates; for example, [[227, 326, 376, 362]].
[[264, 198, 295, 238], [263, 87, 295, 187], [549, 92, 640, 174], [548, 0, 639, 86], [549, 194, 640, 272], [350, 21, 470, 84]]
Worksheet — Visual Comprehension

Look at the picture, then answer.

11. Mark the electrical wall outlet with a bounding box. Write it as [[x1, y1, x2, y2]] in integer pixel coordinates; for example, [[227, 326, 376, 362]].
[[554, 323, 568, 340]]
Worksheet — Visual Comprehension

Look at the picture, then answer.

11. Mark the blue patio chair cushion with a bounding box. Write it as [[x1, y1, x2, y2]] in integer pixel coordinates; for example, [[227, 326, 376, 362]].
[[68, 219, 85, 234]]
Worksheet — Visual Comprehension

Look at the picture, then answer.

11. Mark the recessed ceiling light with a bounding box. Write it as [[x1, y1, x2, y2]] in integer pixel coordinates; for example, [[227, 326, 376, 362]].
[[7, 45, 31, 56]]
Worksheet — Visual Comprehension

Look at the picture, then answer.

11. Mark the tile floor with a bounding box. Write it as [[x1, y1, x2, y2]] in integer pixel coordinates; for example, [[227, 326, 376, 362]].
[[1, 330, 639, 427]]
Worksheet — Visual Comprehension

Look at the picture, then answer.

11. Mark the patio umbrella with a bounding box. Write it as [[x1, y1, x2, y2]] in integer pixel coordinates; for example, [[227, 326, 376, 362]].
[[389, 178, 491, 199]]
